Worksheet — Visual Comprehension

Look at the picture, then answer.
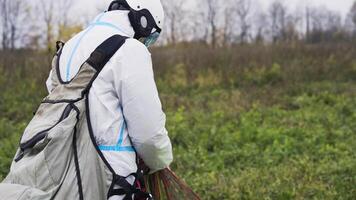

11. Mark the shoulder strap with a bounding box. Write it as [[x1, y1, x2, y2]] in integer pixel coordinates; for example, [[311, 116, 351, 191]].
[[49, 41, 66, 90], [87, 35, 128, 73], [45, 35, 127, 102], [50, 35, 127, 88]]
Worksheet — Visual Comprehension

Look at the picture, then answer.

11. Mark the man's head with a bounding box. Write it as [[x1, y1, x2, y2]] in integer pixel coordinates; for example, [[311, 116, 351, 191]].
[[108, 0, 164, 47]]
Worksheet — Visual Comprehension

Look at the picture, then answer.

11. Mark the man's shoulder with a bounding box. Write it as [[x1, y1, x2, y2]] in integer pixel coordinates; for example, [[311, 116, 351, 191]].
[[108, 37, 153, 78], [121, 38, 151, 56]]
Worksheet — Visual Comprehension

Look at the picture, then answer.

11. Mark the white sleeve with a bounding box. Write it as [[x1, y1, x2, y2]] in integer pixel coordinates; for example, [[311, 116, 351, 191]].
[[46, 70, 54, 94], [117, 42, 173, 173]]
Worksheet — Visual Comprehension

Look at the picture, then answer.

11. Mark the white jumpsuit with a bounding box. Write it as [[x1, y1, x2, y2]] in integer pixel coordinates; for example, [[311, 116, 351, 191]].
[[46, 10, 173, 199]]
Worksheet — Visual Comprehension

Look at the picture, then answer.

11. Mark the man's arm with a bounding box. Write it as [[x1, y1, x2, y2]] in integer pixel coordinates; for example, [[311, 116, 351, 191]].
[[117, 41, 173, 173]]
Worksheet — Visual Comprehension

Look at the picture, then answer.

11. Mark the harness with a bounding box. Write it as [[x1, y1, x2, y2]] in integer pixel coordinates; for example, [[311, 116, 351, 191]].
[[85, 35, 153, 200]]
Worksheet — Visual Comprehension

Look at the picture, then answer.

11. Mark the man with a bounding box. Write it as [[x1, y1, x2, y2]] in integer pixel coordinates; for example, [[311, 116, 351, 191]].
[[46, 0, 173, 198]]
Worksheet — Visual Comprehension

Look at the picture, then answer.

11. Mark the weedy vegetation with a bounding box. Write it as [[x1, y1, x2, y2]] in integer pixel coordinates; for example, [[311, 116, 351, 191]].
[[1, 44, 356, 199]]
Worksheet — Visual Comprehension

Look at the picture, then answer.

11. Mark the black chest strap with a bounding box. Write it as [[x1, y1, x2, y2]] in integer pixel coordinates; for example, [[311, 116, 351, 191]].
[[87, 35, 128, 73]]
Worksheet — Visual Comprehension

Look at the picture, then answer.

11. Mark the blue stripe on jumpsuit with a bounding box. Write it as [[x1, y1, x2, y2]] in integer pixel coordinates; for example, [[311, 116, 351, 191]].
[[98, 120, 135, 152]]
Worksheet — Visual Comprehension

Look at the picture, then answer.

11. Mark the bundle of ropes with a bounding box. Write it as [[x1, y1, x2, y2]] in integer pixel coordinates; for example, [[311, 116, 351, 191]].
[[145, 168, 201, 200]]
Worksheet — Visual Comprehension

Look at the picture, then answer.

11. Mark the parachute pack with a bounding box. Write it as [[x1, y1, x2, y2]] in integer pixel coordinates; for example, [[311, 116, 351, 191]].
[[0, 35, 151, 200]]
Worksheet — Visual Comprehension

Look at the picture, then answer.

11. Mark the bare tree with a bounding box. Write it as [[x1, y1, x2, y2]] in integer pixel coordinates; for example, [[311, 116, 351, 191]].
[[39, 0, 55, 51], [189, 9, 209, 43], [222, 5, 234, 45], [254, 12, 269, 44], [0, 0, 28, 50], [206, 0, 220, 47], [347, 1, 356, 37], [284, 15, 300, 43], [57, 0, 73, 40], [305, 6, 311, 42], [162, 0, 186, 45], [235, 0, 251, 44], [350, 1, 356, 27], [269, 0, 287, 43], [0, 0, 9, 49], [307, 7, 344, 43]]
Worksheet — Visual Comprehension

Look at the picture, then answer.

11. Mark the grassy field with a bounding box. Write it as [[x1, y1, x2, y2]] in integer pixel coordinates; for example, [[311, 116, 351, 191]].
[[0, 44, 356, 199]]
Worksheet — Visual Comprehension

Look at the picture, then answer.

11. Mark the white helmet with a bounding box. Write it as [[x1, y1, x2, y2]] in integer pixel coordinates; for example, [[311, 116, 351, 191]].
[[108, 0, 164, 47]]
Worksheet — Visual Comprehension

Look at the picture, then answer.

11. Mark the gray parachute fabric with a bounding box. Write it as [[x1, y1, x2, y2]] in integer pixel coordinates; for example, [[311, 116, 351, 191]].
[[0, 35, 144, 200]]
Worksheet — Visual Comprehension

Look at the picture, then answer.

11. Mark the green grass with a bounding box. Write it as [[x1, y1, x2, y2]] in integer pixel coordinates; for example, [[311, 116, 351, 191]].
[[164, 86, 356, 199], [1, 45, 356, 199]]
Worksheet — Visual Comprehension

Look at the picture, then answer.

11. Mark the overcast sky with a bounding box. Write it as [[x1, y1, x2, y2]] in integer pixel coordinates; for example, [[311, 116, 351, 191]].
[[73, 0, 355, 22]]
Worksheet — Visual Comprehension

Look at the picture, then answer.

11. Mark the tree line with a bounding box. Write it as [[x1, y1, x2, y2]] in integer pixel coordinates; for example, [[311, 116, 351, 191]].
[[163, 0, 356, 46], [0, 0, 79, 51], [1, 0, 356, 50]]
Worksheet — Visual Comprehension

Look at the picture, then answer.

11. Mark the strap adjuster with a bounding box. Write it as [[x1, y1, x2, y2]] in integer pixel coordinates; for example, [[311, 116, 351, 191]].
[[108, 174, 152, 200]]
